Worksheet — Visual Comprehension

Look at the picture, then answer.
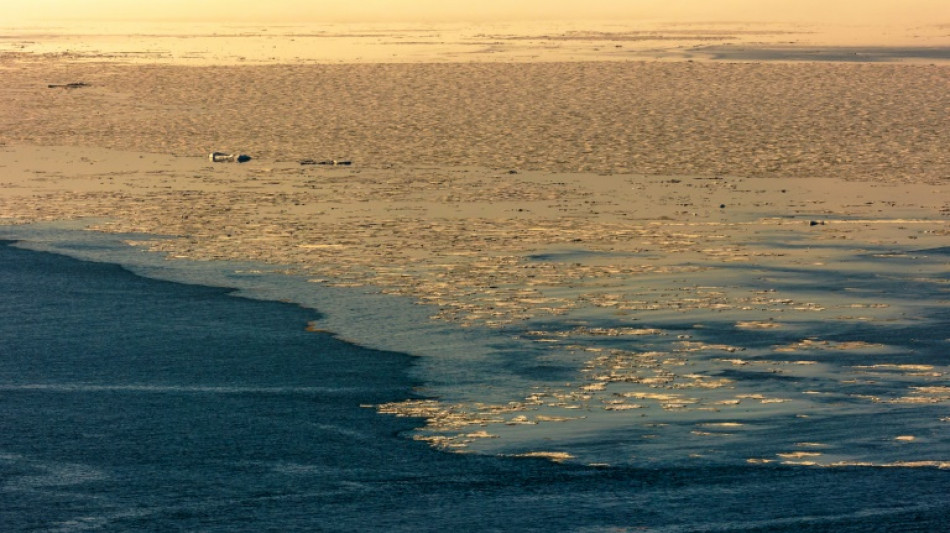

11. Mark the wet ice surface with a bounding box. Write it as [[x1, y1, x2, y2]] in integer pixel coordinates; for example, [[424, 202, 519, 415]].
[[377, 229, 950, 467]]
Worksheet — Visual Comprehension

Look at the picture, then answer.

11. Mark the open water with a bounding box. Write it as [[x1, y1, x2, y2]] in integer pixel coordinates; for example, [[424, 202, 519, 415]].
[[1, 236, 948, 532]]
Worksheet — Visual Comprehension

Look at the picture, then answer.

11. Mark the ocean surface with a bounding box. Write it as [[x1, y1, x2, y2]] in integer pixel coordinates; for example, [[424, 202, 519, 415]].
[[1, 233, 949, 532]]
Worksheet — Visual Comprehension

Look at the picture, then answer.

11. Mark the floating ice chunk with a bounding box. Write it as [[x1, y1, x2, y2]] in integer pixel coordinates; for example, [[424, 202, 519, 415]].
[[511, 451, 574, 463]]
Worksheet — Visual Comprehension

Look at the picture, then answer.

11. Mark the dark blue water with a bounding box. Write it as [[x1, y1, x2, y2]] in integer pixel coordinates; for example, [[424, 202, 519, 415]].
[[1, 240, 948, 532]]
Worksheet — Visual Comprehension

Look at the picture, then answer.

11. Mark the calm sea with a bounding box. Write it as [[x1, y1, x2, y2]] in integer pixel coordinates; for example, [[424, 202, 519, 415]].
[[1, 238, 948, 532]]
